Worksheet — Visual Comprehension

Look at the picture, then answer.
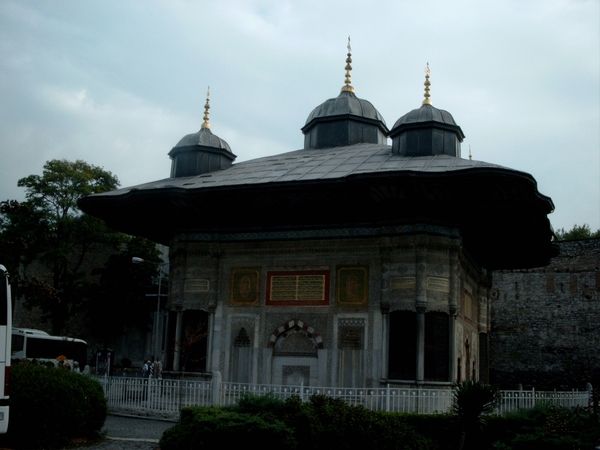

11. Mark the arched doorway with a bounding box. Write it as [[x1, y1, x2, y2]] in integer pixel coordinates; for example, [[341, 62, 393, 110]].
[[269, 319, 322, 386]]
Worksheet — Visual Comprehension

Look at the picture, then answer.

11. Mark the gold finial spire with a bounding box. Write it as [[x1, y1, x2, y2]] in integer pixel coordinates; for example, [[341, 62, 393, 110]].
[[341, 36, 355, 93], [422, 63, 432, 105], [201, 87, 211, 129]]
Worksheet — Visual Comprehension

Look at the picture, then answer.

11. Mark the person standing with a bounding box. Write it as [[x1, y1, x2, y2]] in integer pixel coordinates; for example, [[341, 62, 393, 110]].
[[141, 360, 149, 378], [156, 360, 163, 379]]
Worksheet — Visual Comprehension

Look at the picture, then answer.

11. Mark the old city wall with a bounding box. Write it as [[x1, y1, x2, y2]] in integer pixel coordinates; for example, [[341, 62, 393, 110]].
[[490, 238, 600, 389]]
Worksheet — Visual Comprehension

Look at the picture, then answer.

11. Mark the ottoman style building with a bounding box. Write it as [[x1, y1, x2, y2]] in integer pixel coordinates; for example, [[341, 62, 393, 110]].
[[79, 46, 556, 388]]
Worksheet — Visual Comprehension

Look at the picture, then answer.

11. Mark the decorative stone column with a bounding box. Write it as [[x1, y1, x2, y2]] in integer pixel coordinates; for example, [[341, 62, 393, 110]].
[[449, 248, 459, 382], [173, 309, 183, 371], [416, 305, 426, 382], [449, 306, 458, 382], [416, 247, 427, 383], [380, 302, 390, 379], [206, 304, 216, 373]]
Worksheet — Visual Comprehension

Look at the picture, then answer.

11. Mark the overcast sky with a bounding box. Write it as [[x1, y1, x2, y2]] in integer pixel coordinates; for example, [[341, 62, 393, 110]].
[[1, 0, 598, 233]]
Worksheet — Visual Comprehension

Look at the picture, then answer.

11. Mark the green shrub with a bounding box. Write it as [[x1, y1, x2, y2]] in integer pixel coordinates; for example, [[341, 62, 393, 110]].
[[0, 362, 107, 448], [270, 394, 430, 450], [160, 394, 431, 450], [161, 393, 600, 450], [490, 403, 600, 450], [160, 406, 295, 449], [235, 391, 286, 415], [399, 413, 457, 450]]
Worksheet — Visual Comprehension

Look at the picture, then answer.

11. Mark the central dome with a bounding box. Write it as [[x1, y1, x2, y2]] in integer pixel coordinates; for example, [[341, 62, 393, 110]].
[[301, 90, 388, 149], [304, 90, 387, 128], [301, 40, 388, 149]]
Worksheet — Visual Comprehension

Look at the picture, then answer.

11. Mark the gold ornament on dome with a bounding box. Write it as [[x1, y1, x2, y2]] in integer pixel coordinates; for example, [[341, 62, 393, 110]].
[[201, 87, 211, 129], [422, 63, 432, 105], [341, 36, 355, 93]]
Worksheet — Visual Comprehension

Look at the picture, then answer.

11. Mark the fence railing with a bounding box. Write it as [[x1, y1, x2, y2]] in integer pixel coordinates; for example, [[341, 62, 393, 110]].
[[95, 376, 592, 420], [497, 388, 591, 414], [99, 377, 213, 418]]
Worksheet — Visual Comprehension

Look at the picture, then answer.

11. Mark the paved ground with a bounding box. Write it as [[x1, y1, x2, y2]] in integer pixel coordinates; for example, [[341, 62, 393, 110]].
[[82, 415, 177, 450]]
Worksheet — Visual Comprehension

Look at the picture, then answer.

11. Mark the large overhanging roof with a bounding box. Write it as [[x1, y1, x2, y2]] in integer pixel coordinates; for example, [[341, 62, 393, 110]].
[[79, 143, 557, 270]]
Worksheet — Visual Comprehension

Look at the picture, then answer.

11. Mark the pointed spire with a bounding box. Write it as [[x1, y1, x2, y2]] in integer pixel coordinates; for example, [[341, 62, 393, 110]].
[[201, 87, 211, 129], [341, 36, 355, 93], [469, 145, 472, 160], [422, 63, 432, 105]]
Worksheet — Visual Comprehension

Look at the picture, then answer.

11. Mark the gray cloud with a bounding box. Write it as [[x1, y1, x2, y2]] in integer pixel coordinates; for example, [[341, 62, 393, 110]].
[[1, 0, 598, 232]]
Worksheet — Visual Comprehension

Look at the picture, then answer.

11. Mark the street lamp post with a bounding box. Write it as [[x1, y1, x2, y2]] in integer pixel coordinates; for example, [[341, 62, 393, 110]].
[[132, 257, 168, 363]]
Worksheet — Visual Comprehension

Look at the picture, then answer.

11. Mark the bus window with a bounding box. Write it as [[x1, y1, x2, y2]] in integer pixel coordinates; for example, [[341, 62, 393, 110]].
[[11, 334, 23, 355]]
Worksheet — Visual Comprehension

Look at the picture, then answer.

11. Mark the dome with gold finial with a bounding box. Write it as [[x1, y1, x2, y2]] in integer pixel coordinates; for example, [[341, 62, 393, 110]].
[[302, 37, 388, 149], [169, 88, 236, 178], [389, 64, 465, 157]]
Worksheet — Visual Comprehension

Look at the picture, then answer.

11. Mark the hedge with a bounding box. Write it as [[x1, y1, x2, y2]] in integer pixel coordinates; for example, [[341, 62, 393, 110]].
[[160, 394, 431, 450], [0, 362, 107, 448], [160, 394, 600, 450]]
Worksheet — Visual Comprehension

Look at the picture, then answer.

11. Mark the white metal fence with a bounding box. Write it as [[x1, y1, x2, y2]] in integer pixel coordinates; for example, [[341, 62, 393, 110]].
[[497, 388, 591, 414], [95, 376, 592, 420], [99, 377, 213, 419]]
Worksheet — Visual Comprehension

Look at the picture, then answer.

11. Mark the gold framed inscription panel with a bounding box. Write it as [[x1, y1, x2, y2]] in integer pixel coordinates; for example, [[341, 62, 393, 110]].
[[266, 270, 330, 306], [230, 268, 260, 306], [336, 266, 369, 307]]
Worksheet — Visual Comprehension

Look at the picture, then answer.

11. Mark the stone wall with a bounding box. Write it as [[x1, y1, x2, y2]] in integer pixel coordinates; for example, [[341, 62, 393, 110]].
[[490, 239, 600, 389]]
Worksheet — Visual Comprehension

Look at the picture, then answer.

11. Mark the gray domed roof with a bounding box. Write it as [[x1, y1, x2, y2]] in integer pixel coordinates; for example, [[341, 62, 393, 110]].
[[301, 41, 388, 149], [389, 103, 465, 158], [304, 91, 386, 128], [173, 127, 231, 153], [168, 91, 236, 178], [302, 90, 388, 149], [391, 104, 457, 131]]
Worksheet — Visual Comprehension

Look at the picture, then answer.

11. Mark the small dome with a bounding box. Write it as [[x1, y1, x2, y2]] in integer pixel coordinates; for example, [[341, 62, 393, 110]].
[[168, 90, 235, 178], [389, 106, 464, 158], [304, 91, 387, 129], [391, 104, 458, 130], [173, 128, 232, 153], [389, 65, 464, 157]]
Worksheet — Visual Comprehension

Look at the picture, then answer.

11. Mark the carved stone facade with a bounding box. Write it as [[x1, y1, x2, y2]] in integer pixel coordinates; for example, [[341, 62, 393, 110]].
[[165, 228, 491, 388]]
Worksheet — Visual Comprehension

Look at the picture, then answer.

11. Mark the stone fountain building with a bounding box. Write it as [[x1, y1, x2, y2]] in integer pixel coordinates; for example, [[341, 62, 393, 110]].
[[80, 50, 556, 388]]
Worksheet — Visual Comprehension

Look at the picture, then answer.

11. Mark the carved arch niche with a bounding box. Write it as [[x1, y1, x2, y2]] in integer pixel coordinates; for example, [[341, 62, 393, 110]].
[[269, 319, 323, 386], [230, 317, 255, 383], [337, 318, 366, 388]]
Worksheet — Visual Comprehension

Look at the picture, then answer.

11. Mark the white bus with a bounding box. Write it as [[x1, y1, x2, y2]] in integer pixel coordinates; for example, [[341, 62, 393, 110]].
[[11, 328, 87, 370], [0, 265, 12, 434]]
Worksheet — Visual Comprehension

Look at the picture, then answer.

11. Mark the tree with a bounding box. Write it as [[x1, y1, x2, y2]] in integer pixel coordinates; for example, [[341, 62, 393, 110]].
[[0, 159, 122, 335], [554, 223, 600, 241], [87, 236, 162, 347], [452, 380, 500, 450], [0, 200, 40, 275]]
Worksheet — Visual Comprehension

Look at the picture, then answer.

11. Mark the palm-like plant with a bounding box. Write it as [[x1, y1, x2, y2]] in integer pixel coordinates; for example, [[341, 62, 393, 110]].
[[452, 380, 501, 450]]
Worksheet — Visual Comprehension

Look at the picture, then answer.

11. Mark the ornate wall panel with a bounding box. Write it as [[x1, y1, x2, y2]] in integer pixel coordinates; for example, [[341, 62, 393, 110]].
[[336, 266, 369, 307], [229, 268, 260, 306]]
